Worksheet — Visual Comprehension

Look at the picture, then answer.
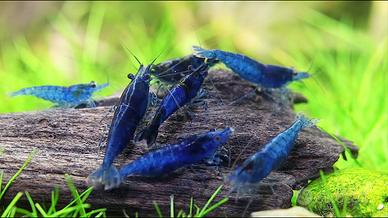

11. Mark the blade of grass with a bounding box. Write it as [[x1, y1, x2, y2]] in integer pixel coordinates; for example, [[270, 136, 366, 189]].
[[291, 190, 300, 206], [8, 205, 17, 217], [197, 185, 223, 216], [84, 208, 107, 217], [1, 192, 23, 217], [170, 195, 174, 218], [61, 185, 95, 211], [47, 187, 59, 215], [0, 149, 37, 201], [95, 211, 106, 218], [25, 191, 38, 217], [153, 201, 163, 218], [50, 204, 90, 217], [194, 204, 200, 216], [35, 202, 49, 217], [342, 196, 348, 217], [80, 186, 94, 204], [198, 197, 228, 217], [177, 210, 187, 218], [188, 197, 193, 217], [15, 207, 34, 216], [0, 170, 3, 194], [64, 174, 86, 217], [176, 209, 184, 218]]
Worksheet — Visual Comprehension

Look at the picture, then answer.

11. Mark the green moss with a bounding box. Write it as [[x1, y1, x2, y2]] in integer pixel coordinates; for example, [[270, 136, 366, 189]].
[[298, 168, 388, 216]]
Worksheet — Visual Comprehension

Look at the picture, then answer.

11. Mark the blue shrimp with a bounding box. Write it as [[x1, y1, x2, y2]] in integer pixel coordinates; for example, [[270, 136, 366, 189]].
[[137, 63, 209, 147], [88, 64, 153, 190], [10, 81, 108, 108], [193, 46, 310, 89], [226, 115, 316, 194], [151, 54, 218, 84], [110, 127, 234, 190]]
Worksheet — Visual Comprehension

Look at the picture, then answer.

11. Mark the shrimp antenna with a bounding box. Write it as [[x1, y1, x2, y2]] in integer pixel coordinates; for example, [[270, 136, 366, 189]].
[[303, 54, 329, 96], [295, 55, 317, 89], [150, 52, 162, 65], [130, 50, 142, 66], [105, 71, 110, 85], [121, 43, 142, 66], [195, 32, 203, 48], [150, 46, 169, 65], [307, 57, 315, 73], [303, 54, 319, 79], [155, 56, 189, 78]]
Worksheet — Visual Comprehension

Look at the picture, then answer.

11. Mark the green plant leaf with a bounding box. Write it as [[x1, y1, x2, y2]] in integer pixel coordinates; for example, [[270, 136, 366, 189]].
[[1, 192, 23, 217], [0, 149, 37, 201]]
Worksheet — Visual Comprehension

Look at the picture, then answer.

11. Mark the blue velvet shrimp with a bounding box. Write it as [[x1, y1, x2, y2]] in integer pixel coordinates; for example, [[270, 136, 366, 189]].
[[226, 115, 315, 194], [193, 46, 310, 89], [151, 54, 219, 84], [109, 127, 234, 190], [137, 63, 209, 147], [10, 81, 108, 108], [87, 64, 153, 190]]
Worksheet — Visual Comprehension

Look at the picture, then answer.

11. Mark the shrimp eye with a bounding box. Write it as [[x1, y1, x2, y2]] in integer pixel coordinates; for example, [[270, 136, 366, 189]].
[[290, 67, 297, 75], [90, 81, 96, 88], [215, 135, 221, 141], [128, 74, 135, 80]]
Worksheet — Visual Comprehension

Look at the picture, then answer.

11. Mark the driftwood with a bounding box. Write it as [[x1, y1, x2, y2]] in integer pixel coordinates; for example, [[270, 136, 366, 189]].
[[0, 71, 356, 216]]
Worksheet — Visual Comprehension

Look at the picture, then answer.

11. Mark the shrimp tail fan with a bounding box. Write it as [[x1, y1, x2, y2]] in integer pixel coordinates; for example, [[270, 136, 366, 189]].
[[296, 114, 318, 129], [87, 165, 121, 190], [136, 126, 158, 147]]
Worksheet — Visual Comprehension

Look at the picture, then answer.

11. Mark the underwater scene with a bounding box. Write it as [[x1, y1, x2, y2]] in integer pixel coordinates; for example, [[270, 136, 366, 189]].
[[0, 2, 387, 217]]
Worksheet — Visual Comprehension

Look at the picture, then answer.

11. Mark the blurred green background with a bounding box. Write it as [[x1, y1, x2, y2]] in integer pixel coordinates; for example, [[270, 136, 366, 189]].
[[0, 2, 386, 172]]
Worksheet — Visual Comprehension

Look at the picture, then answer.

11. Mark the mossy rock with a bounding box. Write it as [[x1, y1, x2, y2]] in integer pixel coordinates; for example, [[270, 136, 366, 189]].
[[297, 168, 388, 217]]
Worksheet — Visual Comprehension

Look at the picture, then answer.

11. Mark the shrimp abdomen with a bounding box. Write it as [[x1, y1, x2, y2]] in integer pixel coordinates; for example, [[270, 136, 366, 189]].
[[11, 86, 68, 104]]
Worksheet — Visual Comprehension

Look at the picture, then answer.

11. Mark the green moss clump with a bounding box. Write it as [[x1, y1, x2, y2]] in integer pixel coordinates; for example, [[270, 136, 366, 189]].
[[297, 168, 388, 217]]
